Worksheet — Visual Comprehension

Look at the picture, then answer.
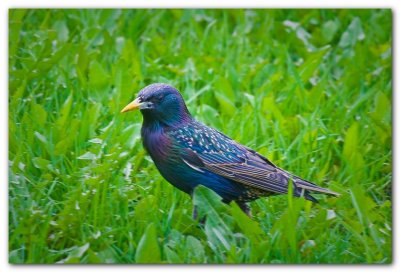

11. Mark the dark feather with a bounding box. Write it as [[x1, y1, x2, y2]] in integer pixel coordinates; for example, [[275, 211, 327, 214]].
[[168, 120, 339, 201]]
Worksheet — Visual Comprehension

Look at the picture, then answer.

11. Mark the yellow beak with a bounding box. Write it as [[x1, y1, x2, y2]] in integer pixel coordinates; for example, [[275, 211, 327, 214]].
[[121, 97, 141, 113]]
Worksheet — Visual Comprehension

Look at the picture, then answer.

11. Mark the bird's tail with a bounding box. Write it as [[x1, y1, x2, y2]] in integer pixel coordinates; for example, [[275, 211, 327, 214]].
[[293, 176, 340, 203]]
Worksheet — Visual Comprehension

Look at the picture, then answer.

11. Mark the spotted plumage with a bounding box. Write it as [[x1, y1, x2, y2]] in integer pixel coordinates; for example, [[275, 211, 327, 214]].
[[121, 83, 339, 217]]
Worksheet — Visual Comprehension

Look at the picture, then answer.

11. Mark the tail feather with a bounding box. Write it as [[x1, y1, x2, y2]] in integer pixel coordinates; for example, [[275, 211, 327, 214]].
[[303, 191, 319, 203], [294, 177, 340, 197]]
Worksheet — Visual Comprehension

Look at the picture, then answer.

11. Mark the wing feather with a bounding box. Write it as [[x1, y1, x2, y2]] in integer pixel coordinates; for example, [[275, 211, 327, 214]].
[[169, 121, 291, 195], [205, 163, 289, 194]]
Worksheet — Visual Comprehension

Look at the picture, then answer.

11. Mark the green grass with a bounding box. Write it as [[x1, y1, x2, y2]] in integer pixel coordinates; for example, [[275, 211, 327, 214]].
[[9, 9, 392, 264]]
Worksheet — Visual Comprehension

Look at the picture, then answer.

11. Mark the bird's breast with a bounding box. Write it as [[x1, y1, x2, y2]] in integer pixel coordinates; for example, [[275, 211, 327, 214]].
[[141, 125, 172, 164]]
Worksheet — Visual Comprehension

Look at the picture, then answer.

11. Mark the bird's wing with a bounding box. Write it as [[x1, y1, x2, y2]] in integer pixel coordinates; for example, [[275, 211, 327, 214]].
[[168, 121, 292, 195]]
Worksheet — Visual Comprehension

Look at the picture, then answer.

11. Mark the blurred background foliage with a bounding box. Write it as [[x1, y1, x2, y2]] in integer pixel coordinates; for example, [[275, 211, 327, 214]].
[[9, 9, 391, 263]]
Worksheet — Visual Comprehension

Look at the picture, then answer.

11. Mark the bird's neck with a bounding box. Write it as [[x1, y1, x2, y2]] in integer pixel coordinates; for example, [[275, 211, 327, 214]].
[[142, 111, 192, 130]]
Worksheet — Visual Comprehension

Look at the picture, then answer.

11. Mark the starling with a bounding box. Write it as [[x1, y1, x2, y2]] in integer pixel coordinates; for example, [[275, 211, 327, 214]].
[[121, 83, 339, 217]]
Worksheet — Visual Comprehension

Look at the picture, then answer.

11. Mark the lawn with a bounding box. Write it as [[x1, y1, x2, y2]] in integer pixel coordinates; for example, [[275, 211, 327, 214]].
[[9, 9, 392, 264]]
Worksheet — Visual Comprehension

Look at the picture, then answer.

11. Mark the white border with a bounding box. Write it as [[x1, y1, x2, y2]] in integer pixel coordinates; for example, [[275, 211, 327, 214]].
[[2, 1, 398, 272]]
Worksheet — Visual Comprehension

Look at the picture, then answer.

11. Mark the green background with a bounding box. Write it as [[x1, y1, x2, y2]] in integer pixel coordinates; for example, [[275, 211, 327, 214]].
[[9, 9, 392, 263]]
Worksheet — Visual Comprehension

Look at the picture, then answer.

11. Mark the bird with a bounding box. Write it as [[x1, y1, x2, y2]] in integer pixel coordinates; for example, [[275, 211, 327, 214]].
[[121, 83, 339, 218]]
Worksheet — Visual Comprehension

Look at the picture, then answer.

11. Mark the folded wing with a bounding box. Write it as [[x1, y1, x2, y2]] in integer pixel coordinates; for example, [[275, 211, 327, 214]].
[[169, 121, 339, 200]]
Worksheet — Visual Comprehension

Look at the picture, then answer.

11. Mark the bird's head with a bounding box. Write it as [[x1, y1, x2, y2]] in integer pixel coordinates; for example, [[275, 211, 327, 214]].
[[121, 83, 191, 127]]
